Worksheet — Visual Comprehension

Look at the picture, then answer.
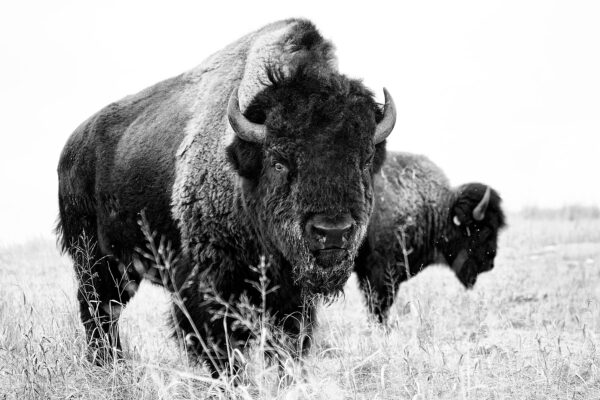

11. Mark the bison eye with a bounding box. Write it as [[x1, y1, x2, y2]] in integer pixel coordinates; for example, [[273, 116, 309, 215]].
[[273, 162, 287, 173]]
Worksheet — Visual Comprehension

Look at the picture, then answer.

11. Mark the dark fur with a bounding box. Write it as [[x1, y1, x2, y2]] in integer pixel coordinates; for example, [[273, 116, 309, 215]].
[[354, 152, 506, 323], [56, 19, 389, 375]]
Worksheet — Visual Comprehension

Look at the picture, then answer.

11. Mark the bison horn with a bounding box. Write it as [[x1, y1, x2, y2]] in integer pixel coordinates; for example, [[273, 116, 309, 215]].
[[373, 88, 397, 144], [472, 186, 491, 221], [227, 88, 267, 143]]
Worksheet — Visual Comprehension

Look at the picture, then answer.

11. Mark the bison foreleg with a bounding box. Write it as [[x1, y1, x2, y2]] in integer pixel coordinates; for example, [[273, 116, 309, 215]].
[[171, 292, 251, 380], [355, 259, 401, 324], [263, 303, 315, 384]]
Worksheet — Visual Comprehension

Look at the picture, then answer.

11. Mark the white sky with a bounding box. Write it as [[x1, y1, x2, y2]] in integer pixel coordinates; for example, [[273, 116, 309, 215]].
[[1, 0, 599, 244]]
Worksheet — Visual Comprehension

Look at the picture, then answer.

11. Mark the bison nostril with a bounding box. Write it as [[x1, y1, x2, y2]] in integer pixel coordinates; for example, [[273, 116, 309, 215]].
[[314, 226, 350, 245], [305, 213, 354, 250], [312, 227, 330, 242]]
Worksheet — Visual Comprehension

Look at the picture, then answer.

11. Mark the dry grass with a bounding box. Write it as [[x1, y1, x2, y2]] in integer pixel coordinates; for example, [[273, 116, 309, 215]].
[[1, 212, 600, 399]]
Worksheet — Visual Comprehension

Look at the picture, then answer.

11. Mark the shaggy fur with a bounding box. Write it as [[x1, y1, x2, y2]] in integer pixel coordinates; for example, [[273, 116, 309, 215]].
[[354, 152, 506, 323], [56, 19, 390, 375]]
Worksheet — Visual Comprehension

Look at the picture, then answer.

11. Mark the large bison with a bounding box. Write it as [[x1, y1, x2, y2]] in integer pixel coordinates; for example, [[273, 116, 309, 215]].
[[354, 152, 505, 323], [56, 19, 396, 375]]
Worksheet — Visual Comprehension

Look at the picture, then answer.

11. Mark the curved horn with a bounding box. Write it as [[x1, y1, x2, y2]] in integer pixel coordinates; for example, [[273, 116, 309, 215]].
[[373, 88, 397, 144], [227, 88, 266, 143], [472, 186, 491, 221]]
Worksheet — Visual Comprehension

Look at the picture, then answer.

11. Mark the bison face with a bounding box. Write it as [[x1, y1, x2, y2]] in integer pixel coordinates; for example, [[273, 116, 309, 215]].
[[446, 184, 506, 288], [226, 69, 395, 296]]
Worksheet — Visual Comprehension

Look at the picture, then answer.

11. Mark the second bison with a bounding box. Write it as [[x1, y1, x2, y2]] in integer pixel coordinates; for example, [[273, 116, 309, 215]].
[[354, 152, 506, 323]]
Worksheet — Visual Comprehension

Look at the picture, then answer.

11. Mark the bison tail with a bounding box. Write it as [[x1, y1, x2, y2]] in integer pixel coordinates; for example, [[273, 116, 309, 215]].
[[54, 212, 67, 254], [56, 192, 98, 257]]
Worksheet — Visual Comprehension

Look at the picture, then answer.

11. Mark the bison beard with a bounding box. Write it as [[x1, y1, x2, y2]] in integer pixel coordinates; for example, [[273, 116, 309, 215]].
[[259, 196, 371, 297], [56, 18, 396, 378]]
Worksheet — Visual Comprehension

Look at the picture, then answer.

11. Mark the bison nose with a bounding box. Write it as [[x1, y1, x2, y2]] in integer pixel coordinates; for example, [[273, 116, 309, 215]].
[[483, 261, 494, 272], [305, 213, 354, 251]]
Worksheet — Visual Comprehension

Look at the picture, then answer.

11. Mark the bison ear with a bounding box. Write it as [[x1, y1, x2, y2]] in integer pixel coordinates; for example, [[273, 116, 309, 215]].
[[371, 142, 387, 174], [226, 138, 263, 180]]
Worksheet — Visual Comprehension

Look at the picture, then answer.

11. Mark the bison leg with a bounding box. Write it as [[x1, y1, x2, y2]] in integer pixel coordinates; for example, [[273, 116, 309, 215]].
[[354, 258, 401, 324], [72, 240, 141, 365], [171, 296, 251, 379], [276, 304, 316, 359], [269, 304, 316, 383]]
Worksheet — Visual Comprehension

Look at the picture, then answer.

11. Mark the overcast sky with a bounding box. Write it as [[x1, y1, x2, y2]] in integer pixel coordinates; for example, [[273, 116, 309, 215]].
[[1, 1, 599, 244]]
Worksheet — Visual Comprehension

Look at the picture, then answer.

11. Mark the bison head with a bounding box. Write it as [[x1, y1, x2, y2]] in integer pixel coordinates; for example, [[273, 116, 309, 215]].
[[226, 67, 396, 296], [444, 184, 506, 288]]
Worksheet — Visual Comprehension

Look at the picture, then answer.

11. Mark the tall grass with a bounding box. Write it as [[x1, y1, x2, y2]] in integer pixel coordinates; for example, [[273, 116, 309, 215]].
[[1, 212, 600, 398]]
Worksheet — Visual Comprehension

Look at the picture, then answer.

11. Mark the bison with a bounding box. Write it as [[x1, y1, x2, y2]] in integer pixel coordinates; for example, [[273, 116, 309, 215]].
[[354, 152, 505, 323], [56, 19, 396, 375]]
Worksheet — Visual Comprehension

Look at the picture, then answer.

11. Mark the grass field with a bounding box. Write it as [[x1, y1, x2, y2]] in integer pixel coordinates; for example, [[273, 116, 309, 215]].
[[1, 212, 600, 399]]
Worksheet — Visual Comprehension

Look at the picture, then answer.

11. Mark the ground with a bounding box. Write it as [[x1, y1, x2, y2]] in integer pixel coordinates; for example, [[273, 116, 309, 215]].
[[1, 212, 600, 399]]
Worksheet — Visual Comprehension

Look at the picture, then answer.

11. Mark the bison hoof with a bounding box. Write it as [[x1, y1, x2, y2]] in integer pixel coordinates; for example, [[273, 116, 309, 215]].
[[87, 344, 124, 366]]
